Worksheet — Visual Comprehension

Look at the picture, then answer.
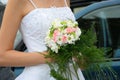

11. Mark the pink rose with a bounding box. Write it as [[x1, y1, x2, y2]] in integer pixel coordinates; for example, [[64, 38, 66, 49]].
[[62, 35, 67, 43], [65, 27, 77, 33], [53, 30, 60, 42]]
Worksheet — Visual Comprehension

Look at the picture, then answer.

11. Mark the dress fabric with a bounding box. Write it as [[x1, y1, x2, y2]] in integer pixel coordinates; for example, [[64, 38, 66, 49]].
[[15, 7, 85, 80]]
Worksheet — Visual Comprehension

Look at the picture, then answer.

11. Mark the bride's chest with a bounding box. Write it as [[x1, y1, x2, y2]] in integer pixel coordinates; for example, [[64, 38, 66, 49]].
[[20, 7, 75, 36]]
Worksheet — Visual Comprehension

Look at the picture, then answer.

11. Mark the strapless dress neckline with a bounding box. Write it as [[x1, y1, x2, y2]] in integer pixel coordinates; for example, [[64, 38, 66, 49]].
[[21, 7, 71, 22]]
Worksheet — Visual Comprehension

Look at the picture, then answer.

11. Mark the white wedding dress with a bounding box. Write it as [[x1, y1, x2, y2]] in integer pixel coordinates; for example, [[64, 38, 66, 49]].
[[15, 0, 85, 80]]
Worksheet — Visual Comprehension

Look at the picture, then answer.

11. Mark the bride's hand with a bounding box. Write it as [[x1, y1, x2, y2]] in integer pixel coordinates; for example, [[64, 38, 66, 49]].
[[37, 51, 54, 63]]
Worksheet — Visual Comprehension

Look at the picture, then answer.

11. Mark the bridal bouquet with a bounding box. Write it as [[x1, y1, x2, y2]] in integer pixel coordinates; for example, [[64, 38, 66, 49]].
[[45, 19, 118, 80], [45, 19, 81, 53]]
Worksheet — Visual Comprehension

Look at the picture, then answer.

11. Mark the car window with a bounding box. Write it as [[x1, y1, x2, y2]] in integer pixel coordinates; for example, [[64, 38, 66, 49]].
[[73, 7, 85, 14], [77, 5, 120, 58]]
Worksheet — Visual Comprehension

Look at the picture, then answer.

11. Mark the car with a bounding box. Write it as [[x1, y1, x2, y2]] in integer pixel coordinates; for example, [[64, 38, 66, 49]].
[[74, 0, 120, 79], [75, 0, 120, 62], [0, 0, 7, 5]]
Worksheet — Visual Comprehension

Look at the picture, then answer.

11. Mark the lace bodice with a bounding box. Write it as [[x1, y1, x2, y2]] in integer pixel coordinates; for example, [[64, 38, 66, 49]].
[[19, 7, 75, 52]]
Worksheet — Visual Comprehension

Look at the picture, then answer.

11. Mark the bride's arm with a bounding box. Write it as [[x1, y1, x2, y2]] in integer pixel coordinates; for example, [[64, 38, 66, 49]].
[[0, 0, 51, 67]]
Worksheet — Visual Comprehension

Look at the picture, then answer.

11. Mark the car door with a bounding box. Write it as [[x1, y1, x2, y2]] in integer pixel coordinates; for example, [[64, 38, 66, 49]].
[[75, 0, 120, 79]]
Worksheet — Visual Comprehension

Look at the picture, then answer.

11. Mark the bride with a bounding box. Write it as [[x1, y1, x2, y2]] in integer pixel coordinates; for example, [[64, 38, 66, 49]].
[[0, 0, 85, 80]]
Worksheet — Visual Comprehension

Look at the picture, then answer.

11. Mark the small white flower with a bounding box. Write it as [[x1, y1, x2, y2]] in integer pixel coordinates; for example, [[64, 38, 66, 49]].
[[46, 40, 59, 53], [74, 21, 78, 26], [66, 21, 75, 27], [75, 28, 81, 38], [52, 19, 63, 28]]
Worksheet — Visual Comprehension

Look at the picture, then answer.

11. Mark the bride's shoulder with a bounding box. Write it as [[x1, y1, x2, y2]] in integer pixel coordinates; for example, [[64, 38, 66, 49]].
[[5, 0, 28, 18], [8, 0, 26, 5], [7, 0, 27, 9]]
